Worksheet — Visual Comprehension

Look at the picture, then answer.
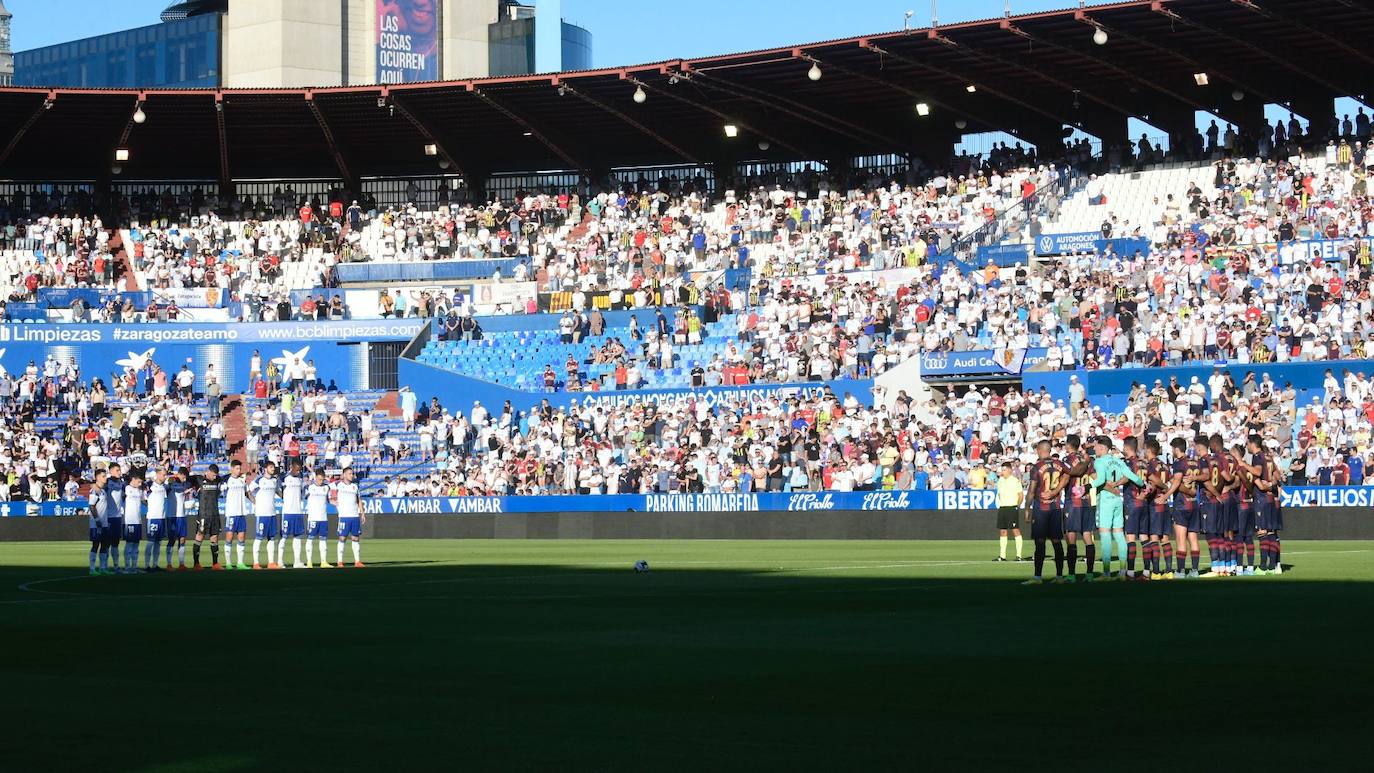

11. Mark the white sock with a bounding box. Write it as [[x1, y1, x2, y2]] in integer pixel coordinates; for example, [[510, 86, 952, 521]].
[[292, 537, 302, 564], [253, 538, 262, 565], [319, 537, 329, 563], [178, 545, 186, 564], [999, 535, 1008, 559], [236, 541, 245, 565], [351, 540, 360, 564], [1015, 535, 1023, 558], [278, 536, 288, 563], [266, 540, 276, 565], [305, 538, 313, 564], [336, 541, 344, 564]]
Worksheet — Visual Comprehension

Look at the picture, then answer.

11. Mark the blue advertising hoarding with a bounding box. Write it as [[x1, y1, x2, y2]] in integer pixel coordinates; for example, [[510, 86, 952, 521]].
[[0, 319, 424, 393], [376, 0, 440, 84], [920, 348, 1049, 379], [9, 486, 1368, 517], [1035, 233, 1150, 257]]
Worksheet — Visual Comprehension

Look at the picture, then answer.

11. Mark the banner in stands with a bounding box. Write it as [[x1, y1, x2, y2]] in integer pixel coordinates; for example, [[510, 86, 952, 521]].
[[919, 348, 1049, 379], [1276, 236, 1374, 265], [539, 288, 669, 313], [571, 380, 874, 410], [1279, 486, 1374, 509], [471, 282, 538, 314], [0, 319, 423, 394], [376, 0, 439, 84], [1035, 233, 1150, 257]]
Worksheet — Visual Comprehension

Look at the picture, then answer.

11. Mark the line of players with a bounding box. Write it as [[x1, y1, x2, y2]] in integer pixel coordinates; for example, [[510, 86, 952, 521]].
[[1022, 432, 1285, 583], [86, 460, 366, 575]]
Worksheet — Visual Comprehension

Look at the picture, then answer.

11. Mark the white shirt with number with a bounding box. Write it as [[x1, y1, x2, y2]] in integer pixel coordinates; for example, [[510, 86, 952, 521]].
[[123, 484, 144, 525], [335, 482, 360, 519], [253, 476, 278, 518], [224, 476, 248, 518], [282, 475, 304, 515], [306, 484, 330, 522], [146, 481, 166, 522]]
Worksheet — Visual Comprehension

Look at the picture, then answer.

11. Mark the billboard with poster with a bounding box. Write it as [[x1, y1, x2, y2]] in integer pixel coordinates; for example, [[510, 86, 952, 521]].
[[376, 0, 439, 84]]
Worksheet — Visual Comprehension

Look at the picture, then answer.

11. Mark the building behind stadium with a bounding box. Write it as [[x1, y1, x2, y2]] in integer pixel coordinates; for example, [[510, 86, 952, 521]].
[[8, 0, 592, 88]]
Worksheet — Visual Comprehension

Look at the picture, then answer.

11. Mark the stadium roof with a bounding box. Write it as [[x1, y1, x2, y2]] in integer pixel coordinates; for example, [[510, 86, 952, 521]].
[[0, 0, 1370, 184]]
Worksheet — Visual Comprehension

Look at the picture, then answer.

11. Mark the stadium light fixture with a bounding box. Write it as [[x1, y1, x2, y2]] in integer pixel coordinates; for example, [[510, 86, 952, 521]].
[[915, 102, 931, 116], [522, 131, 533, 137], [1232, 90, 1245, 101], [115, 148, 130, 162], [633, 85, 647, 103], [723, 124, 739, 138], [965, 84, 977, 93], [1092, 27, 1108, 45], [758, 140, 771, 151], [423, 143, 438, 156], [438, 159, 451, 170], [808, 62, 822, 81], [1193, 73, 1210, 86], [111, 165, 122, 175], [132, 105, 147, 124], [955, 119, 968, 130]]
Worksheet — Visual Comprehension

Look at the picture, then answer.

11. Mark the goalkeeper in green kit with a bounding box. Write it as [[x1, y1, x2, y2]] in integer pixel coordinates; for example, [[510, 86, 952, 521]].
[[1090, 436, 1145, 581]]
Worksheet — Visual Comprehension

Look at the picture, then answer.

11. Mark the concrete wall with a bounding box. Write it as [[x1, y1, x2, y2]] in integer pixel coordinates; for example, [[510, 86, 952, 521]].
[[443, 0, 498, 79], [4, 509, 1371, 542], [224, 0, 345, 87]]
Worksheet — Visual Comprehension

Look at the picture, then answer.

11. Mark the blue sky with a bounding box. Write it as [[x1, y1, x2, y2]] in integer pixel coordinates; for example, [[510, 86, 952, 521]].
[[8, 0, 1074, 59]]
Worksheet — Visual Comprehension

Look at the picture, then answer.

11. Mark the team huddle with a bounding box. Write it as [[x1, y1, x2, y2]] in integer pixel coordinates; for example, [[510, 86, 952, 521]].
[[1020, 433, 1285, 584], [85, 460, 367, 574]]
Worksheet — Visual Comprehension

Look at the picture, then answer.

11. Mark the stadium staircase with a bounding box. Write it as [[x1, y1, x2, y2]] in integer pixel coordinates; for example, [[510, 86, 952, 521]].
[[108, 231, 140, 292], [222, 393, 248, 468]]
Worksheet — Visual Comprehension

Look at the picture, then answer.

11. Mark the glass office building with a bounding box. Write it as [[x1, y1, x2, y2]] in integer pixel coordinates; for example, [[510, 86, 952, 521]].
[[14, 12, 221, 89], [488, 17, 592, 77]]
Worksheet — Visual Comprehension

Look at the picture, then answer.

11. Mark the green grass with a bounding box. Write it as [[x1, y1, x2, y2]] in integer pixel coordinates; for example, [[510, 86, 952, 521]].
[[3, 540, 1372, 771]]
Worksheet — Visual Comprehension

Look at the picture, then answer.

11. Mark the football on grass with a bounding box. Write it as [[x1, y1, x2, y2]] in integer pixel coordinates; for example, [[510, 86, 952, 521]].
[[634, 560, 650, 573]]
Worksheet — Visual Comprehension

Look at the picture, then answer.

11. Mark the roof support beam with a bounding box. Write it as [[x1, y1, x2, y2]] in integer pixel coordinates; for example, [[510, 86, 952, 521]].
[[1074, 11, 1289, 111], [689, 65, 909, 156], [214, 93, 231, 190], [1229, 0, 1374, 70], [0, 93, 54, 169], [858, 41, 1087, 138], [636, 78, 817, 160], [305, 91, 355, 185], [998, 22, 1211, 115], [389, 92, 468, 177], [562, 81, 702, 166], [928, 32, 1143, 121], [471, 88, 589, 174], [1152, 1, 1372, 109]]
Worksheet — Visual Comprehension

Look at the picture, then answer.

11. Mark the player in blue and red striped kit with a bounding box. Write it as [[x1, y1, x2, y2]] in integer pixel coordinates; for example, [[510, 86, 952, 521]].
[[1166, 437, 1202, 578]]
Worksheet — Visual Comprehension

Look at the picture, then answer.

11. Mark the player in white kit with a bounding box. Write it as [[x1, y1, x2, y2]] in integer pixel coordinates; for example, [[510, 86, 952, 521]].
[[223, 460, 251, 570], [305, 469, 332, 568], [121, 472, 145, 574], [144, 468, 167, 571], [251, 461, 281, 569], [333, 467, 365, 568], [278, 461, 307, 568]]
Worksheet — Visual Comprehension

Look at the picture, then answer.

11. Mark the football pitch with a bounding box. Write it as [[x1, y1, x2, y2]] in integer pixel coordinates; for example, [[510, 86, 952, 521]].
[[4, 539, 1372, 771]]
